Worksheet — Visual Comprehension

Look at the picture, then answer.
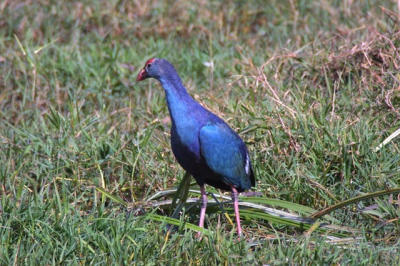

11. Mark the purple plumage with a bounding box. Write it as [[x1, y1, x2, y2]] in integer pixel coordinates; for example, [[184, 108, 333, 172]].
[[136, 58, 255, 236]]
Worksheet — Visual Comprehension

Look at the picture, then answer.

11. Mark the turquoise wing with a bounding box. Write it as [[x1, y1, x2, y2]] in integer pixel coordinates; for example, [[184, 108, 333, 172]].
[[199, 123, 253, 190]]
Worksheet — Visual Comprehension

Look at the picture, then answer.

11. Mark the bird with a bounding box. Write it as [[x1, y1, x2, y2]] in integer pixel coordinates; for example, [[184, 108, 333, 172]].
[[136, 58, 255, 236]]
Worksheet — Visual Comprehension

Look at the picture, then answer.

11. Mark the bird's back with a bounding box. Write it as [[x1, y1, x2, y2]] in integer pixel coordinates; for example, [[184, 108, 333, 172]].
[[170, 102, 254, 192]]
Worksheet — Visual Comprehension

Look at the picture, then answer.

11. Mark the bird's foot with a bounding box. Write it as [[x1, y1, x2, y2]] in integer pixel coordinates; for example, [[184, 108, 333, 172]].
[[195, 231, 205, 240]]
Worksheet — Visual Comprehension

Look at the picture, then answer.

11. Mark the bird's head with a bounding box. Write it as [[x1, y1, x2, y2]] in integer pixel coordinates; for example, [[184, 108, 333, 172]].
[[136, 58, 156, 81], [136, 58, 177, 82]]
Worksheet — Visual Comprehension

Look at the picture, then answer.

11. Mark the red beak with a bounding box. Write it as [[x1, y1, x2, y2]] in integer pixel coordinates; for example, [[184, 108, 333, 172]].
[[136, 68, 148, 81]]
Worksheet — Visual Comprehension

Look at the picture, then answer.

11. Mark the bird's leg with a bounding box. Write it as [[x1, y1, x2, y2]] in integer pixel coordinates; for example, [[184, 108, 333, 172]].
[[198, 185, 207, 228], [231, 186, 242, 237], [197, 185, 207, 237]]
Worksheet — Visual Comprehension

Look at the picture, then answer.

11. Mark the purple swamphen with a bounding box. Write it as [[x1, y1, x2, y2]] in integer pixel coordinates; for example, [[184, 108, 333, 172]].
[[136, 58, 255, 236]]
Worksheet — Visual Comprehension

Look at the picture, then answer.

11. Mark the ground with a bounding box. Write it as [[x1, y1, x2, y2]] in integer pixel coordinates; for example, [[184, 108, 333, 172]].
[[1, 0, 400, 264]]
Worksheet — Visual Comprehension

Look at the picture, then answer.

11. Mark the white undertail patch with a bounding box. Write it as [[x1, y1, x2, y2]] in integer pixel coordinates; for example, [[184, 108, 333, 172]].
[[245, 153, 250, 175]]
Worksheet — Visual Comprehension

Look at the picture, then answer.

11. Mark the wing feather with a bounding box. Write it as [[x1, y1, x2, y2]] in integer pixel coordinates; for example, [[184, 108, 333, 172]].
[[199, 123, 253, 190]]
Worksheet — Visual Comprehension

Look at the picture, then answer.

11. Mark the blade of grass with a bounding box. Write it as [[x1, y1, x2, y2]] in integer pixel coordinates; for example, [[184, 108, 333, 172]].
[[242, 197, 340, 223], [375, 127, 400, 152], [242, 197, 316, 215], [310, 188, 400, 219], [96, 187, 127, 207], [147, 213, 209, 234], [170, 171, 192, 217]]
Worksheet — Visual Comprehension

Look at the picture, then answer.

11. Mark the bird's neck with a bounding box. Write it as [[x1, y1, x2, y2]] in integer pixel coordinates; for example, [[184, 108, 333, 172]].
[[158, 75, 203, 131], [159, 76, 197, 111]]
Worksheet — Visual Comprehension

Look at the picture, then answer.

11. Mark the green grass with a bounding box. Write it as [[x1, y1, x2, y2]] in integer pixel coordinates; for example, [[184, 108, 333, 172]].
[[1, 0, 400, 264]]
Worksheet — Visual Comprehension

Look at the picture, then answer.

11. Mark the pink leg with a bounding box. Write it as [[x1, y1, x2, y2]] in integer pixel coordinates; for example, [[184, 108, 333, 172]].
[[198, 185, 207, 228], [231, 186, 242, 236]]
